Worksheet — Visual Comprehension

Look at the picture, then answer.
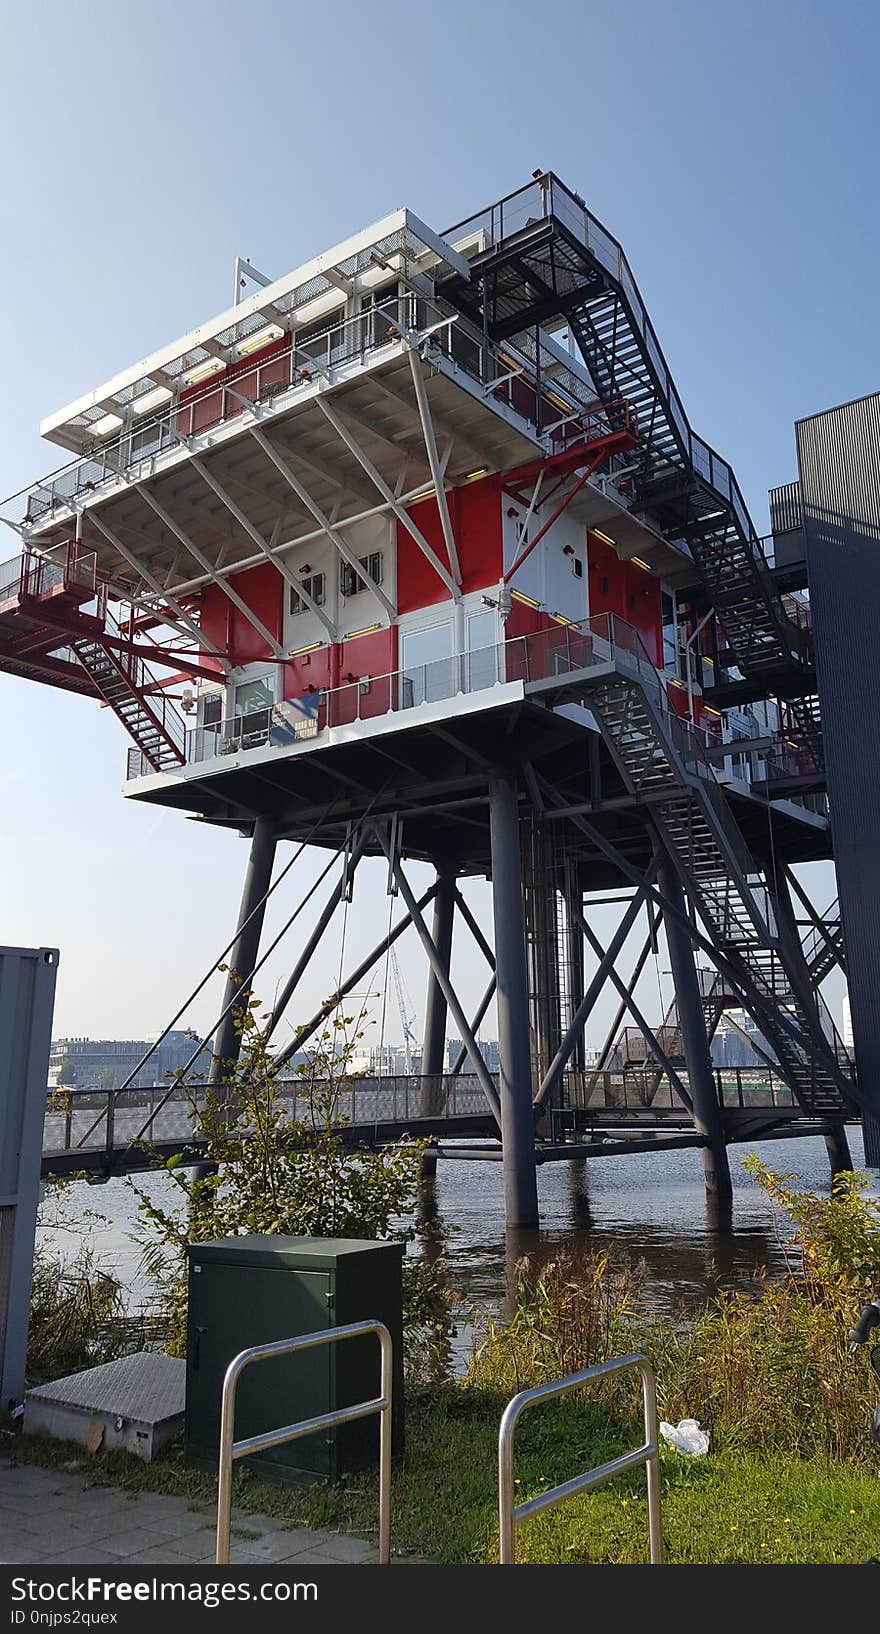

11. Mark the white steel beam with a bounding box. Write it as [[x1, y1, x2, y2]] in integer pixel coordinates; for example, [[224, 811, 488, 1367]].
[[315, 396, 460, 600], [188, 457, 338, 641], [133, 483, 285, 656], [407, 348, 461, 585], [85, 510, 228, 663], [155, 476, 450, 600], [248, 427, 396, 623]]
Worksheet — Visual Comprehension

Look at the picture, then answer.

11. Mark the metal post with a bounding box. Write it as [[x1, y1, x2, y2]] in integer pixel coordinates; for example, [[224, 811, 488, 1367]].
[[421, 869, 456, 1117], [0, 947, 59, 1407], [824, 1123, 853, 1177], [264, 833, 366, 1042], [489, 779, 539, 1229], [210, 818, 277, 1090], [656, 849, 733, 1205]]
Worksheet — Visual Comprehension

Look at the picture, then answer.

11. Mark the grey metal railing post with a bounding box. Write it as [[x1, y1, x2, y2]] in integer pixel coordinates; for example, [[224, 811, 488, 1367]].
[[216, 1320, 393, 1565], [498, 1353, 662, 1565]]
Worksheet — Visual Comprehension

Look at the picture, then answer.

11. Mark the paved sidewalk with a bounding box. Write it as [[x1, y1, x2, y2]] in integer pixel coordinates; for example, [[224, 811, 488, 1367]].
[[0, 1461, 408, 1566]]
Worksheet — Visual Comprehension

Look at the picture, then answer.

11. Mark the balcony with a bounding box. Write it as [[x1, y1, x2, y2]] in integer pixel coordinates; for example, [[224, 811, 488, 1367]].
[[124, 613, 775, 806], [21, 293, 609, 531]]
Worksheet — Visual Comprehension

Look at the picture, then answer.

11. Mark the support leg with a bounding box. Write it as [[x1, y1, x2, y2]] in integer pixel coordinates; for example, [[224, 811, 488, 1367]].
[[656, 848, 733, 1207], [210, 818, 277, 1090], [421, 869, 455, 1118], [489, 779, 539, 1229], [825, 1124, 853, 1177]]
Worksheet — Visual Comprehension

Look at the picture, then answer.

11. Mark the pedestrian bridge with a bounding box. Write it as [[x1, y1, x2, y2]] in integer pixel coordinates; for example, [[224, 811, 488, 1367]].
[[41, 1068, 842, 1180]]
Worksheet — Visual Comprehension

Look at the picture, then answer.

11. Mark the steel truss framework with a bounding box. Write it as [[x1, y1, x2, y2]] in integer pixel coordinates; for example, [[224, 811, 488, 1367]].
[[80, 706, 854, 1225]]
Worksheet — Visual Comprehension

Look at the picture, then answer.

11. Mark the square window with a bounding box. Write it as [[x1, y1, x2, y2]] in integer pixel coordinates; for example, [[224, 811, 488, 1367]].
[[290, 571, 325, 615], [340, 552, 383, 599]]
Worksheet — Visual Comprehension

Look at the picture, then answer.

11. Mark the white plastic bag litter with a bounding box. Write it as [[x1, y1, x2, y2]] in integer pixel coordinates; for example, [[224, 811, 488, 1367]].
[[659, 1418, 710, 1457]]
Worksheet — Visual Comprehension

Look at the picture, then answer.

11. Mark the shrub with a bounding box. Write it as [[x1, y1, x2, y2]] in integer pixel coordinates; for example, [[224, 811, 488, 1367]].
[[27, 1245, 160, 1386], [134, 1000, 452, 1373]]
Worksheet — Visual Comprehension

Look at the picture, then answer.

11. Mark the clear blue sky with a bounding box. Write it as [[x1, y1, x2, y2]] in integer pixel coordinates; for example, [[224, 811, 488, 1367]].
[[0, 0, 868, 1043]]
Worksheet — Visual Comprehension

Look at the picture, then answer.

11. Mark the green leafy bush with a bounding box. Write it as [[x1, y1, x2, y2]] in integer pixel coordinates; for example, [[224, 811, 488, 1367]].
[[135, 1000, 452, 1375]]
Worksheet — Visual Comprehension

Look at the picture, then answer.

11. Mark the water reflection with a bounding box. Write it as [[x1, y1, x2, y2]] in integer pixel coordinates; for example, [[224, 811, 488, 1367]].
[[425, 1129, 872, 1329], [38, 1131, 875, 1356]]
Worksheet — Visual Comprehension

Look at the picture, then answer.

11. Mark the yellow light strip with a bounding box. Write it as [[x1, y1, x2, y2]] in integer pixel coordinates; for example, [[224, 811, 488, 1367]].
[[511, 589, 541, 609], [287, 641, 324, 657], [591, 528, 616, 547], [345, 624, 382, 640], [629, 556, 651, 572], [551, 612, 579, 627]]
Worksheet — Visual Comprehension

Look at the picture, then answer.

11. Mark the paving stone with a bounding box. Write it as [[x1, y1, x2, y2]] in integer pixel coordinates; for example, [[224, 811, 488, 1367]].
[[51, 1547, 134, 1564], [294, 1535, 378, 1564], [0, 1460, 425, 1567], [100, 1527, 186, 1558]]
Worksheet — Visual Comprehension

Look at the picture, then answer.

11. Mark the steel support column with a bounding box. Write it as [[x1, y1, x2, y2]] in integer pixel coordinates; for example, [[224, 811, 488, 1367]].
[[210, 818, 278, 1089], [655, 849, 733, 1206], [489, 779, 539, 1229], [421, 869, 456, 1117]]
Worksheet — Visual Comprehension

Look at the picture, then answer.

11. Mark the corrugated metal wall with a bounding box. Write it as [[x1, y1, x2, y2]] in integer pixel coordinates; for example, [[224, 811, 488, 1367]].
[[768, 479, 805, 568], [796, 393, 880, 1162], [0, 947, 58, 1403]]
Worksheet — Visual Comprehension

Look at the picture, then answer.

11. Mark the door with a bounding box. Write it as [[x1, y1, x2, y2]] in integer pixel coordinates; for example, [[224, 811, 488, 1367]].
[[187, 1261, 332, 1477]]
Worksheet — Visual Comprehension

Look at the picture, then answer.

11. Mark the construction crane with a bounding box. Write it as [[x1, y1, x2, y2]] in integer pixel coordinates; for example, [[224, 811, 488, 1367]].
[[390, 947, 418, 1073]]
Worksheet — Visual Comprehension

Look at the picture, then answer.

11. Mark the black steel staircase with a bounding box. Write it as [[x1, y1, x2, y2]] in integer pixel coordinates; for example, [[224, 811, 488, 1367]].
[[442, 175, 814, 698], [578, 645, 856, 1118]]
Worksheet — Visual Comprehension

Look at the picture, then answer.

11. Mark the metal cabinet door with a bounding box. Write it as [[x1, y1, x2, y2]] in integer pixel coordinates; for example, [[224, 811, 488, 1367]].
[[187, 1262, 332, 1477]]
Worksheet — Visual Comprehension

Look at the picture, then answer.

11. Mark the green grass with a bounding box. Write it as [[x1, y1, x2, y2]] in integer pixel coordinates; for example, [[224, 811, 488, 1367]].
[[5, 1386, 880, 1564]]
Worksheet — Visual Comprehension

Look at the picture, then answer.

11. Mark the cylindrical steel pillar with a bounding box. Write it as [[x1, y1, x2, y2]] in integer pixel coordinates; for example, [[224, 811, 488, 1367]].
[[656, 850, 733, 1206], [825, 1123, 854, 1176], [210, 817, 278, 1087], [420, 869, 456, 1118], [489, 779, 539, 1229]]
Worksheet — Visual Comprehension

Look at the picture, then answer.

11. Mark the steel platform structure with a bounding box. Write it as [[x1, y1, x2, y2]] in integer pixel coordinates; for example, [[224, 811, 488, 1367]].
[[3, 172, 871, 1229]]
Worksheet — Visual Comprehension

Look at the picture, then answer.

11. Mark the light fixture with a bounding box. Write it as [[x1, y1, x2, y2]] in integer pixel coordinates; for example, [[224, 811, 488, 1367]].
[[346, 623, 382, 640], [629, 556, 651, 572], [511, 589, 541, 609], [551, 612, 579, 627], [287, 641, 324, 657], [465, 467, 490, 482], [591, 528, 616, 547]]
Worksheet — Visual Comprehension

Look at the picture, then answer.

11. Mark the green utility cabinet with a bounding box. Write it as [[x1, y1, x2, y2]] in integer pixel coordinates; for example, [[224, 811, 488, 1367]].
[[184, 1236, 404, 1483]]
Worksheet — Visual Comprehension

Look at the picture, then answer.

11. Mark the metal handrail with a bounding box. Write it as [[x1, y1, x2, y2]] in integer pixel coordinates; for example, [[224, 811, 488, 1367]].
[[19, 292, 603, 528], [216, 1320, 393, 1566], [498, 1353, 662, 1565]]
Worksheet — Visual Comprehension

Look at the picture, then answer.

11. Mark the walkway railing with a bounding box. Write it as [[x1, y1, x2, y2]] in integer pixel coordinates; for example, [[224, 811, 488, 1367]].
[[216, 1321, 393, 1565], [497, 1354, 662, 1564], [21, 293, 603, 527], [42, 1066, 816, 1167]]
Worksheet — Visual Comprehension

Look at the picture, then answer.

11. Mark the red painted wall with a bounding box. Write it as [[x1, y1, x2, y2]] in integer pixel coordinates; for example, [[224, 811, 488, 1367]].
[[587, 534, 661, 665], [177, 336, 289, 439], [198, 562, 282, 668], [397, 477, 502, 614], [587, 534, 628, 621]]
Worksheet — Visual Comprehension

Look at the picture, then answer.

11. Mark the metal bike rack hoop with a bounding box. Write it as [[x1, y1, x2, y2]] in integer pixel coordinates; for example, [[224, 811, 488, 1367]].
[[498, 1352, 662, 1564], [216, 1319, 393, 1565]]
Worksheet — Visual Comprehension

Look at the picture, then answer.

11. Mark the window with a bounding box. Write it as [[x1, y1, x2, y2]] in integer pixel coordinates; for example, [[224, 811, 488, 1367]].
[[289, 572, 325, 616], [202, 693, 222, 728], [401, 621, 455, 706], [340, 551, 383, 599], [661, 589, 677, 674]]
